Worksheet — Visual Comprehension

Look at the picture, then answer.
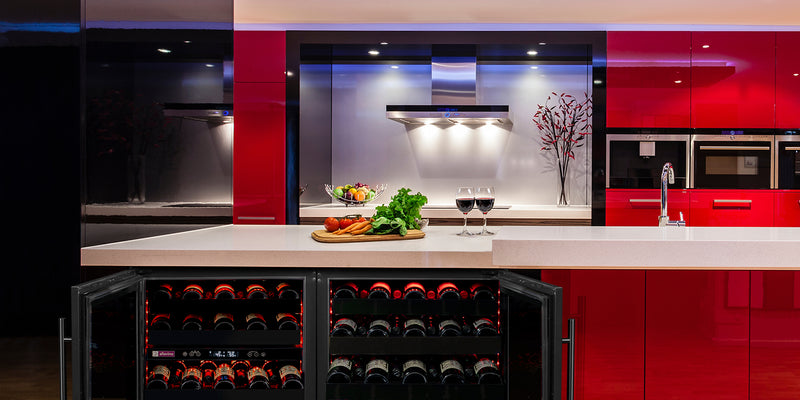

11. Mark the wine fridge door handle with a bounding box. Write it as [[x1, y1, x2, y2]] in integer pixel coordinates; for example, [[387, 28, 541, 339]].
[[59, 317, 72, 400], [561, 318, 576, 400]]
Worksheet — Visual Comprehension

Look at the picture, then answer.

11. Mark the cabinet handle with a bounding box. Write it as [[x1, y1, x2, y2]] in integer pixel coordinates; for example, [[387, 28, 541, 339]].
[[628, 199, 660, 209], [785, 147, 800, 151], [237, 216, 276, 221], [713, 199, 753, 209], [561, 318, 576, 400], [698, 145, 770, 151], [59, 317, 72, 400]]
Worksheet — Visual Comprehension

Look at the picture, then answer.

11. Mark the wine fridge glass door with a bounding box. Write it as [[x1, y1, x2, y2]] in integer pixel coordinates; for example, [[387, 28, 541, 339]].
[[498, 270, 563, 400], [71, 270, 143, 400]]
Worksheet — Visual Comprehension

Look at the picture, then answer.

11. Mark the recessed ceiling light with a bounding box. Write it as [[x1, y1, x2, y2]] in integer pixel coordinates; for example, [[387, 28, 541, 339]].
[[702, 45, 710, 49], [285, 71, 294, 76], [538, 42, 547, 46], [368, 50, 380, 55], [391, 65, 399, 69], [527, 50, 538, 56], [530, 66, 539, 69], [380, 42, 388, 45], [157, 48, 171, 53], [593, 80, 603, 85], [184, 40, 191, 44]]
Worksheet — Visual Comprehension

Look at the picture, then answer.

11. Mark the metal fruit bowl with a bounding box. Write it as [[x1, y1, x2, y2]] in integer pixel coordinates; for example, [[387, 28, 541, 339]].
[[325, 183, 387, 207]]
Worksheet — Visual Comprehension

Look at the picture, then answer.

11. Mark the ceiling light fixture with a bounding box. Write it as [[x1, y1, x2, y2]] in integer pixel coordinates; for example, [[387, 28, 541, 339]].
[[205, 64, 214, 68], [157, 48, 171, 53], [527, 50, 538, 56], [530, 66, 539, 69], [391, 65, 399, 69], [368, 50, 380, 55], [380, 42, 388, 45]]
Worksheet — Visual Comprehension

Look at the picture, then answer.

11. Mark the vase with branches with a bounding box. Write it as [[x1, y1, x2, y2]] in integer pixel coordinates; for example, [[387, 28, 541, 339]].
[[533, 92, 593, 206]]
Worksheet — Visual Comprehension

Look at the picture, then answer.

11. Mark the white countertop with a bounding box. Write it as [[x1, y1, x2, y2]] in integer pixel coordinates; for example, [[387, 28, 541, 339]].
[[300, 203, 591, 220], [492, 226, 800, 270], [81, 224, 800, 270]]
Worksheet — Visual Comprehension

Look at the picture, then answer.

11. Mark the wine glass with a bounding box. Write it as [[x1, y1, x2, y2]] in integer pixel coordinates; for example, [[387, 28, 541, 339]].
[[455, 187, 475, 236], [475, 187, 496, 235]]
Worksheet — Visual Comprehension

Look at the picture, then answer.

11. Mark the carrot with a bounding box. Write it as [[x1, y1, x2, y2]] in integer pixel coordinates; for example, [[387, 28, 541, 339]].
[[335, 220, 369, 234], [350, 223, 373, 235]]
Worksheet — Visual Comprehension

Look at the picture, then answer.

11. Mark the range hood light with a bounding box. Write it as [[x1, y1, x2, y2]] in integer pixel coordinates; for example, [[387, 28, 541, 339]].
[[527, 50, 538, 56]]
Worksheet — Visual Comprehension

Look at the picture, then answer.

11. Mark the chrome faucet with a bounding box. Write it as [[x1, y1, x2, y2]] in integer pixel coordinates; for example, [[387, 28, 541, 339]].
[[658, 162, 686, 227]]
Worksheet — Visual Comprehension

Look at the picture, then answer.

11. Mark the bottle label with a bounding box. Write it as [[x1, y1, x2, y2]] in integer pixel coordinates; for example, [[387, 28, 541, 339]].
[[369, 319, 390, 330], [279, 365, 301, 379], [473, 359, 497, 375], [247, 367, 267, 381], [403, 359, 425, 372], [328, 358, 352, 372], [438, 319, 458, 331], [152, 365, 170, 379], [214, 313, 233, 324], [440, 359, 463, 373], [473, 318, 492, 329], [404, 319, 423, 329], [214, 365, 233, 380], [366, 359, 389, 373], [334, 318, 357, 331], [184, 367, 202, 381]]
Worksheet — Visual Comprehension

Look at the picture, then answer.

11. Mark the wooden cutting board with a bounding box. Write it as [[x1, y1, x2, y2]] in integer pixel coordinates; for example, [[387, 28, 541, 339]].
[[311, 229, 425, 243]]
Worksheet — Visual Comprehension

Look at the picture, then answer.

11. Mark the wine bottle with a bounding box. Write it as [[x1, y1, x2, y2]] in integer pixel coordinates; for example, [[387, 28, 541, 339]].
[[472, 358, 502, 384], [213, 283, 236, 300], [366, 318, 391, 337], [332, 282, 359, 299], [327, 357, 354, 383], [153, 284, 174, 302], [279, 364, 304, 389], [180, 365, 202, 390], [213, 363, 236, 389], [213, 312, 236, 330], [245, 313, 268, 330], [276, 282, 300, 300], [232, 360, 250, 388], [401, 359, 428, 384], [364, 358, 390, 384], [439, 359, 466, 384], [401, 317, 427, 337], [247, 365, 270, 389], [437, 282, 461, 300], [472, 318, 499, 336], [276, 313, 300, 330], [331, 317, 358, 336], [181, 284, 204, 300], [150, 314, 171, 331], [368, 282, 392, 299], [246, 283, 269, 299], [469, 282, 496, 301], [199, 360, 217, 388], [437, 318, 462, 337], [146, 364, 171, 389], [402, 282, 426, 300], [181, 314, 204, 330]]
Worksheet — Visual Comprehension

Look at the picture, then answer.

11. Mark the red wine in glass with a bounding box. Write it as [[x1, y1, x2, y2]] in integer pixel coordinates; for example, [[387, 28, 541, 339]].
[[476, 187, 495, 235], [455, 187, 475, 236], [475, 198, 495, 213]]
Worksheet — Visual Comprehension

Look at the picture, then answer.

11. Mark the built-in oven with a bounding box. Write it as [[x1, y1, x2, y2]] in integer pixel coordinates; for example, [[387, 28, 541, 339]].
[[606, 134, 690, 189], [691, 134, 775, 189], [775, 135, 800, 189]]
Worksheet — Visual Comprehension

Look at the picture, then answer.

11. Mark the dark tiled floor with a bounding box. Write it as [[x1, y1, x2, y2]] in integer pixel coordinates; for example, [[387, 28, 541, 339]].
[[0, 337, 69, 400]]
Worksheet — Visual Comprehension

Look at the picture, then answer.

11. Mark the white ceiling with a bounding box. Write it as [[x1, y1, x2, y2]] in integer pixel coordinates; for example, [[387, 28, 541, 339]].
[[233, 0, 800, 27]]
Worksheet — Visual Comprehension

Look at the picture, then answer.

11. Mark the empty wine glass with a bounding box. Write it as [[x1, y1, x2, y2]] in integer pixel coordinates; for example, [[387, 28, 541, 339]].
[[475, 187, 496, 235], [455, 187, 475, 236]]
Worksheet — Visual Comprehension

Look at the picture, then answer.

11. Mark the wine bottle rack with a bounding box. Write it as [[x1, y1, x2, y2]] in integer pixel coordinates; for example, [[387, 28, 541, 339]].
[[144, 390, 305, 400]]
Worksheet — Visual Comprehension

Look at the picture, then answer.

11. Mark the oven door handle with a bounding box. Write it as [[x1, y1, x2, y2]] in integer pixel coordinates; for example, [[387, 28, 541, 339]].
[[698, 146, 771, 151], [785, 146, 800, 151], [713, 199, 753, 209]]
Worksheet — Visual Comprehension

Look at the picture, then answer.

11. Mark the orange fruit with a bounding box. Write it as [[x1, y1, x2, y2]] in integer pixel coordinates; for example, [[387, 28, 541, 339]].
[[355, 191, 366, 201]]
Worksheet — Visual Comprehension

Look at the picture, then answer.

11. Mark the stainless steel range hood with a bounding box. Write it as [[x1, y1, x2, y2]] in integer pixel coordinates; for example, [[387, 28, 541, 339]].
[[163, 103, 233, 124], [386, 50, 512, 125]]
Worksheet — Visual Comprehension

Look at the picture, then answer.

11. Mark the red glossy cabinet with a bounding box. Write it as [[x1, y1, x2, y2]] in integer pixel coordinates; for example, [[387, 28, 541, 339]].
[[607, 31, 691, 128], [232, 82, 286, 224], [646, 271, 749, 400], [690, 189, 775, 227], [541, 270, 645, 400], [691, 32, 776, 128], [606, 189, 691, 226], [233, 31, 286, 83], [776, 32, 800, 129], [750, 271, 800, 399], [774, 190, 800, 227]]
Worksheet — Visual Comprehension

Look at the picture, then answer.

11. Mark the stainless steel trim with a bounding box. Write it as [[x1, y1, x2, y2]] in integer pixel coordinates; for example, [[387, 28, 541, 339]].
[[786, 147, 800, 151], [59, 317, 72, 400], [237, 216, 276, 220], [691, 134, 776, 189], [605, 134, 691, 189], [698, 145, 770, 151], [386, 109, 512, 125], [691, 134, 775, 142], [775, 136, 800, 189], [561, 318, 576, 400]]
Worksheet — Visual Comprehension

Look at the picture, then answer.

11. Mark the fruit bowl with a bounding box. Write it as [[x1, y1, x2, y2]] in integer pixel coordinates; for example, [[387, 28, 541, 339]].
[[325, 183, 387, 206]]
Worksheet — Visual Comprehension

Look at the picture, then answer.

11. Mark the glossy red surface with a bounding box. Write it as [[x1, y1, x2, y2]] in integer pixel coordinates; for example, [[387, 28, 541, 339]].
[[691, 32, 776, 128], [646, 271, 749, 400], [605, 189, 691, 226], [774, 190, 800, 227], [233, 31, 286, 83], [690, 189, 775, 227], [232, 82, 286, 224], [750, 271, 800, 399], [607, 31, 691, 128], [541, 270, 645, 400], [776, 32, 800, 129]]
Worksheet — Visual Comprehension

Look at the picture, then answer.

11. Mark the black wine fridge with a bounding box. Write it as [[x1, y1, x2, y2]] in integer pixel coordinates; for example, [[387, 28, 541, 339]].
[[69, 268, 562, 400]]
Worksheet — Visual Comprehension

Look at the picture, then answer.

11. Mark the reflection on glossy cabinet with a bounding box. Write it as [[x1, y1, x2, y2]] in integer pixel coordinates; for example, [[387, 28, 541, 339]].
[[691, 32, 776, 128], [690, 189, 774, 227], [541, 270, 645, 400], [607, 31, 691, 128], [646, 271, 749, 400], [233, 82, 286, 224], [774, 191, 800, 227], [606, 189, 691, 226], [776, 32, 800, 129], [750, 271, 800, 399]]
